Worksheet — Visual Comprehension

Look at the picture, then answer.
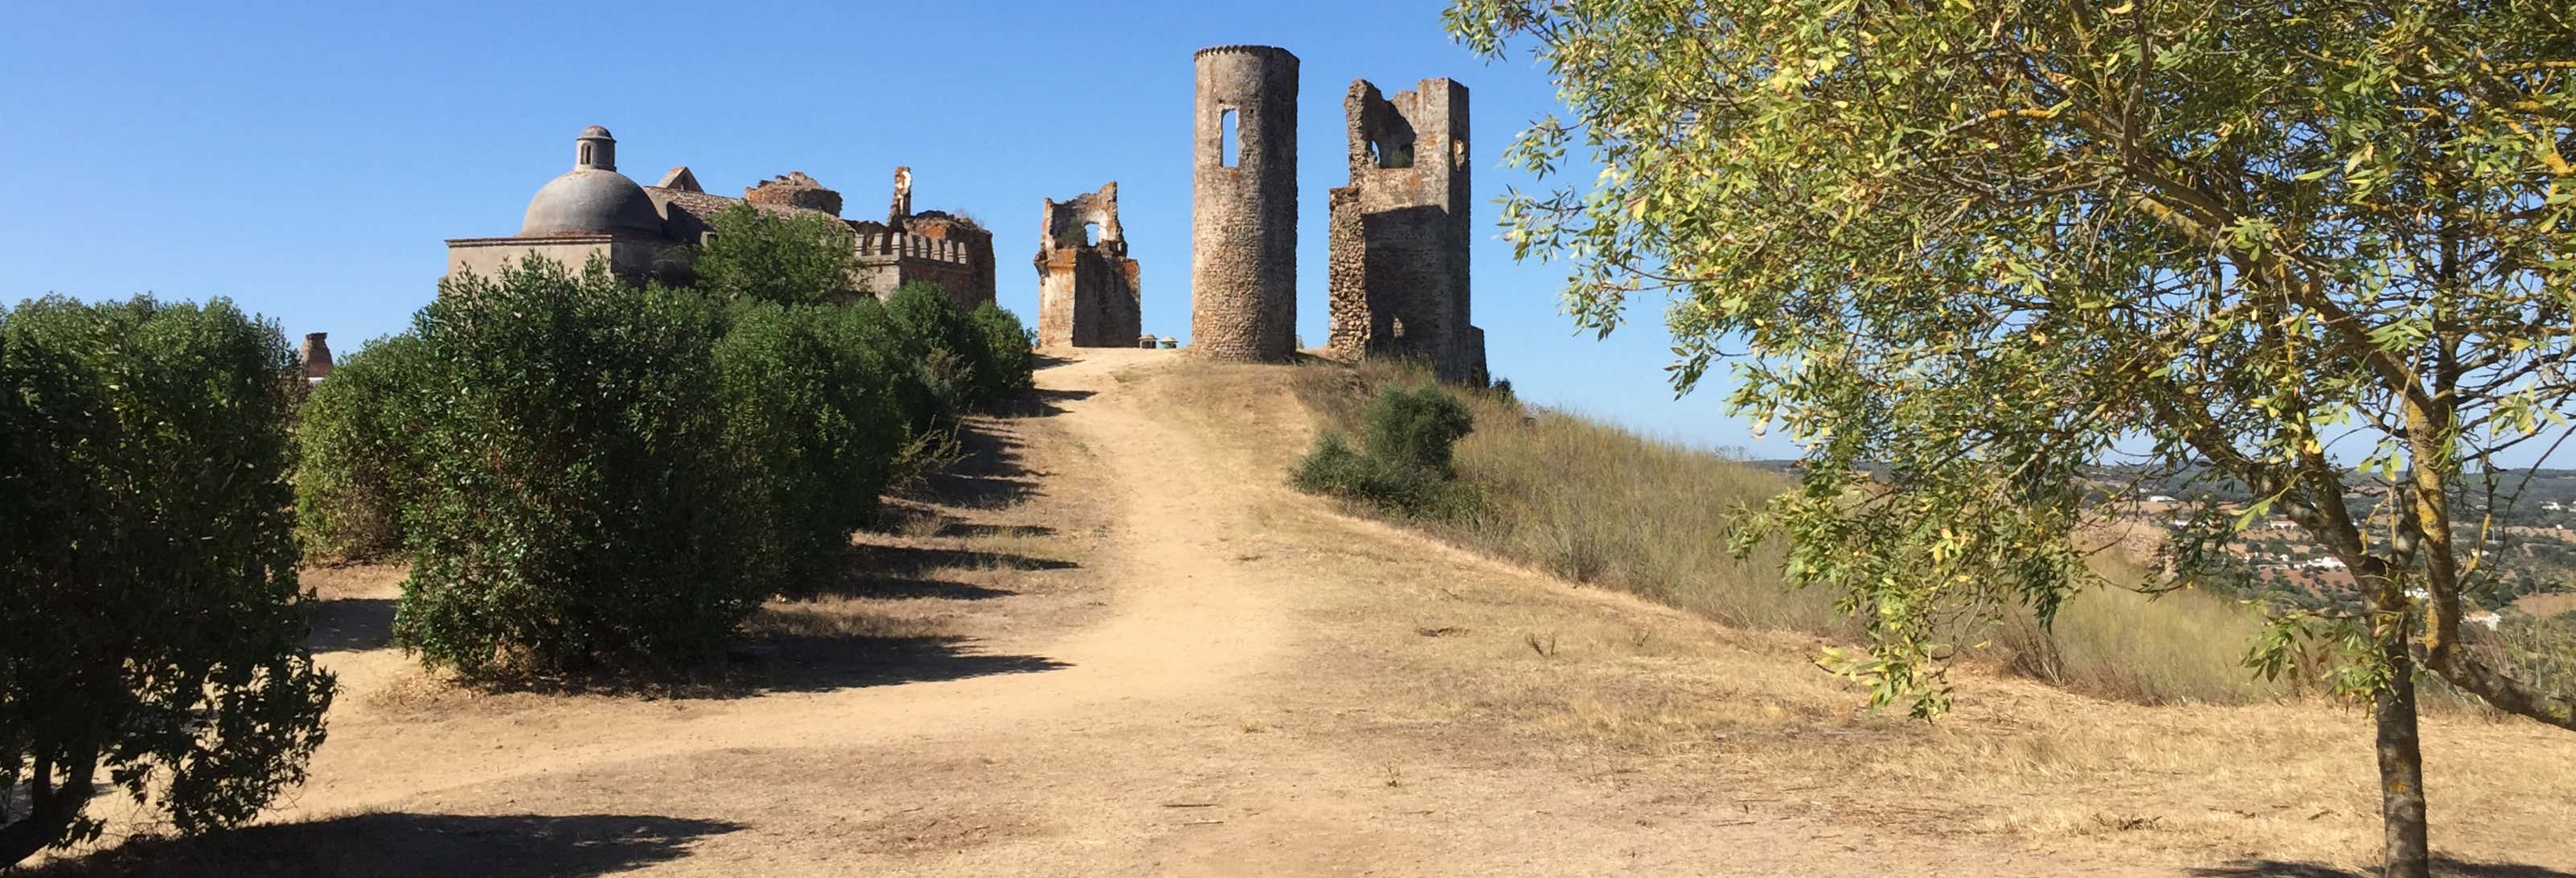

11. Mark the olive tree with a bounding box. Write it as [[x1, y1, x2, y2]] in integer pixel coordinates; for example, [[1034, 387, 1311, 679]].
[[1, 296, 334, 865], [1448, 2, 2575, 875]]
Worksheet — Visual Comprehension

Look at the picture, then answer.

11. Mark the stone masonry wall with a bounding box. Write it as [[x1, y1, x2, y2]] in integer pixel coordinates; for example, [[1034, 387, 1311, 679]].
[[1036, 183, 1142, 347], [1190, 45, 1299, 362], [1325, 77, 1487, 385]]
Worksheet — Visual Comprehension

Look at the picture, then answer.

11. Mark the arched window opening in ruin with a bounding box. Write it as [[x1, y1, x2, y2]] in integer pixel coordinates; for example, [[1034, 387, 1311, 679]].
[[1085, 222, 1101, 246], [1220, 109, 1239, 167], [1374, 136, 1413, 170]]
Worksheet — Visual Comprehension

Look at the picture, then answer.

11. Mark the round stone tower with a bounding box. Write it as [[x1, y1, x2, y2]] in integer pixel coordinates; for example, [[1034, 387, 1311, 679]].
[[1190, 45, 1299, 362]]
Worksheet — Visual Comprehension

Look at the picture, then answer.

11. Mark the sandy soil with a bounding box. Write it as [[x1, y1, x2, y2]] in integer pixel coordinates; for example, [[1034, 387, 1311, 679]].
[[34, 349, 2576, 877]]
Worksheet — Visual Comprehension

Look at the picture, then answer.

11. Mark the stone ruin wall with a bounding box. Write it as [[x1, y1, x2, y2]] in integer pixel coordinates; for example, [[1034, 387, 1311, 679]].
[[1190, 45, 1299, 362], [744, 171, 845, 215], [1326, 76, 1487, 385], [1036, 182, 1142, 347]]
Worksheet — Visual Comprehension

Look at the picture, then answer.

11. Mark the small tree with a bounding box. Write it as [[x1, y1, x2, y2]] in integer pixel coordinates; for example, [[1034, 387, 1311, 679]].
[[396, 257, 759, 679], [713, 300, 905, 594], [293, 334, 431, 560], [1450, 4, 2576, 874], [1, 296, 334, 865], [691, 203, 860, 306], [970, 301, 1036, 400]]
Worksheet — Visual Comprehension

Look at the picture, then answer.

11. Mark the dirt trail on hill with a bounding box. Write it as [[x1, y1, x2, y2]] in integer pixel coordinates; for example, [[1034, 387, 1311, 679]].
[[42, 349, 2576, 877]]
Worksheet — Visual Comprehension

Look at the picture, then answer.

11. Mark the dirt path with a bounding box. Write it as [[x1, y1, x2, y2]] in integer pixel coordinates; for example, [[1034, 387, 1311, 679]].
[[40, 349, 2576, 877]]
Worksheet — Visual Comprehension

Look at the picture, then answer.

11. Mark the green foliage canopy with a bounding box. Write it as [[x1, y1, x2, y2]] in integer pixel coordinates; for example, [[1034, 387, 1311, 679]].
[[395, 257, 760, 678], [1450, 0, 2576, 721], [692, 203, 861, 306], [1, 297, 334, 864]]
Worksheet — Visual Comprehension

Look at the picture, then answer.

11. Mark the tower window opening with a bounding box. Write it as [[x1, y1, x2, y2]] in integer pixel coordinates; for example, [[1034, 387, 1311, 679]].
[[1220, 109, 1239, 167], [579, 142, 593, 166], [1085, 222, 1101, 246]]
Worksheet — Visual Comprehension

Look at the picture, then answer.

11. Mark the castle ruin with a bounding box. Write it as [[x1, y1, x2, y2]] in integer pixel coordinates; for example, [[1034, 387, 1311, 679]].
[[1326, 78, 1487, 385], [446, 128, 996, 308], [1035, 183, 1142, 347], [1189, 45, 1300, 362]]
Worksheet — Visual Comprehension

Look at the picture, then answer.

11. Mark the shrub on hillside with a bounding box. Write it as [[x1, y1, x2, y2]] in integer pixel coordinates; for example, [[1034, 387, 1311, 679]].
[[1, 296, 334, 866], [714, 300, 907, 593], [691, 203, 861, 306], [394, 258, 761, 679], [292, 334, 430, 561], [882, 281, 985, 409], [1294, 383, 1479, 515], [1363, 383, 1477, 476], [970, 301, 1036, 400]]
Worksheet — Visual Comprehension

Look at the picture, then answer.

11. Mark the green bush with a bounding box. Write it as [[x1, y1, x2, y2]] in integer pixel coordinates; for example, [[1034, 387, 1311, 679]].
[[970, 301, 1036, 400], [882, 281, 985, 408], [691, 203, 861, 306], [1363, 383, 1477, 476], [713, 300, 906, 593], [394, 258, 761, 679], [292, 334, 430, 561], [1, 296, 334, 866], [1294, 383, 1479, 516]]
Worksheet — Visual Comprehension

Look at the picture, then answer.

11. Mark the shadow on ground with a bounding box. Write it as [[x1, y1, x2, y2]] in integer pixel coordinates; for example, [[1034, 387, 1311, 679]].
[[984, 386, 1094, 420], [21, 812, 744, 878], [915, 421, 1047, 510], [306, 597, 395, 653], [739, 630, 1070, 694], [2189, 859, 2576, 877]]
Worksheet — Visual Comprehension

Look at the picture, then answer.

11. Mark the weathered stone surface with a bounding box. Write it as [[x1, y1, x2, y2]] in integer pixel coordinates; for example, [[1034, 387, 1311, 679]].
[[299, 332, 334, 380], [1326, 77, 1487, 385], [744, 170, 844, 216], [1036, 183, 1142, 347], [1190, 45, 1299, 363]]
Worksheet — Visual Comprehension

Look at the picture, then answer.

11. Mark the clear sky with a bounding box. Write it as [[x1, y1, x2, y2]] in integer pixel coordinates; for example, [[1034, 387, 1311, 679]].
[[0, 0, 1790, 457]]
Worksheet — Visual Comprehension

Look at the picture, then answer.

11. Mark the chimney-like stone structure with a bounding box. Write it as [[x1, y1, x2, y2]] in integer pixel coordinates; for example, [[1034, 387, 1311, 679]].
[[299, 332, 334, 380], [1190, 44, 1299, 362]]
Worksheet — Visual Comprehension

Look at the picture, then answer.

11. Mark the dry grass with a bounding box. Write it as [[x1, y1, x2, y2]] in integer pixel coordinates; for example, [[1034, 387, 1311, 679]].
[[2516, 592, 2576, 617], [1290, 358, 2320, 708]]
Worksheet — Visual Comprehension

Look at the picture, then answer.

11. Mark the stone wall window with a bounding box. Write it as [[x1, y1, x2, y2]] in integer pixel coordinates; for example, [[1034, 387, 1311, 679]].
[[1220, 109, 1240, 167]]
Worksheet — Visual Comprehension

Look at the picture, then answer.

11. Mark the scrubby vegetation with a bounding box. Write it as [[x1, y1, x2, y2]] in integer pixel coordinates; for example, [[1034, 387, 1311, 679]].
[[1293, 381, 1479, 515], [392, 261, 758, 679], [292, 334, 429, 561], [691, 203, 863, 306], [2, 296, 334, 865], [295, 244, 1035, 679], [1291, 359, 2309, 707]]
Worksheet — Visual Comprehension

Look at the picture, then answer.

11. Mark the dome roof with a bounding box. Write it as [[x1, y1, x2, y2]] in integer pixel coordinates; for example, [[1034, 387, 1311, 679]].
[[521, 169, 662, 237]]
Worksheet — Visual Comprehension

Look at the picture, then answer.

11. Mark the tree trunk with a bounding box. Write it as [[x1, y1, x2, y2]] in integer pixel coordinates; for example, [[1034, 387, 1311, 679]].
[[2376, 631, 2431, 878], [0, 753, 96, 868]]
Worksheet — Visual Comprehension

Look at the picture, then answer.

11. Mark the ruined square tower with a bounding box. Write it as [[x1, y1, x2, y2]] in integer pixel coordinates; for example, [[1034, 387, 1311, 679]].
[[1036, 183, 1142, 347], [1327, 77, 1487, 385]]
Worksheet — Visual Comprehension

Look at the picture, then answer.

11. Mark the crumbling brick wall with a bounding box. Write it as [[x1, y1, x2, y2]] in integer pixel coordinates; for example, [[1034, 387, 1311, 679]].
[[1326, 77, 1487, 385], [1190, 45, 1300, 362], [1036, 182, 1142, 347], [744, 171, 844, 216]]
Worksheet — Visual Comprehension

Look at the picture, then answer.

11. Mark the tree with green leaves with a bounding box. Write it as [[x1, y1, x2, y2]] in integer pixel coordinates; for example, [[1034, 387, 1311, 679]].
[[1448, 3, 2575, 874], [2, 296, 335, 865], [691, 202, 862, 306]]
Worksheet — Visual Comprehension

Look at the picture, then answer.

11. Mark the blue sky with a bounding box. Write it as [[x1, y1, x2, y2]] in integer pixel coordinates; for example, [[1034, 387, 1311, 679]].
[[0, 0, 1787, 457]]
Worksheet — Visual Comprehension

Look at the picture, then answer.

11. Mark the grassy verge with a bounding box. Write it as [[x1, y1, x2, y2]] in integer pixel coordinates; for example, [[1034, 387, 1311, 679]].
[[1290, 358, 2303, 706]]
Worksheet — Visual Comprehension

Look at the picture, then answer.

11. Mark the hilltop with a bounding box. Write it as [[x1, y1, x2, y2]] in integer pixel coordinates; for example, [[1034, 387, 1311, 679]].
[[32, 350, 2576, 876]]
